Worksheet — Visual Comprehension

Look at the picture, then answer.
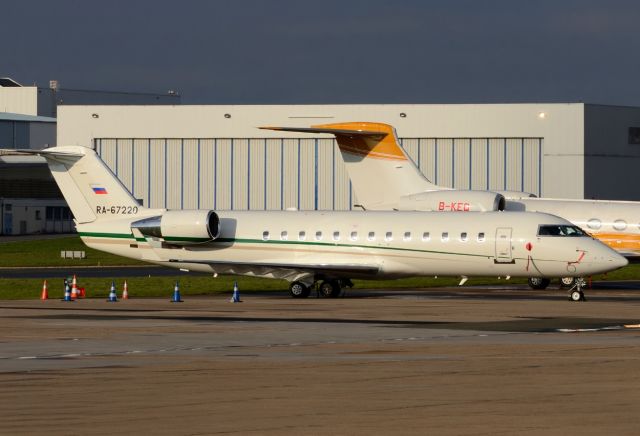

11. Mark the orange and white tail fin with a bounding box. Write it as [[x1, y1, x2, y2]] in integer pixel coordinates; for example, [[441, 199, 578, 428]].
[[261, 122, 438, 209]]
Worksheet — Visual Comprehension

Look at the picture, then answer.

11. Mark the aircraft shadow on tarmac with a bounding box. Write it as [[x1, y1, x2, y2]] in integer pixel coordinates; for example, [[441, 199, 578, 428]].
[[6, 311, 639, 334]]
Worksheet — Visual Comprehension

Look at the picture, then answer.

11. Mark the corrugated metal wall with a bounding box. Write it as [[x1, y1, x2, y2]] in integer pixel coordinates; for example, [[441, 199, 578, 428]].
[[96, 137, 542, 210]]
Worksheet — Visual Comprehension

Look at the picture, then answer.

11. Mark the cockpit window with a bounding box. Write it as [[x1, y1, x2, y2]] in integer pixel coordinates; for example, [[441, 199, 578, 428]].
[[537, 225, 586, 237]]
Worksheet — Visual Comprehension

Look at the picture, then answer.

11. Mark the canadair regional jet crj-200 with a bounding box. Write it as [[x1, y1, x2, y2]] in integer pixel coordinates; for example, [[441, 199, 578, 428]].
[[262, 122, 639, 293], [4, 146, 626, 301]]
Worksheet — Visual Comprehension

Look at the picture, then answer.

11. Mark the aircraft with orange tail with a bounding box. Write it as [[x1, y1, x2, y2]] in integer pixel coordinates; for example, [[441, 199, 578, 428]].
[[261, 122, 640, 290]]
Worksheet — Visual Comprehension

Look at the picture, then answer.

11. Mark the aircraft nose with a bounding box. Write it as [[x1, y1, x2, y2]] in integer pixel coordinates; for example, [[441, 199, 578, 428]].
[[611, 252, 629, 269], [596, 245, 628, 270]]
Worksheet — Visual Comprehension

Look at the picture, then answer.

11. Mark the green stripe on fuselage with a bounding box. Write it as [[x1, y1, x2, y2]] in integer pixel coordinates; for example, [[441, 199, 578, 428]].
[[78, 232, 491, 259]]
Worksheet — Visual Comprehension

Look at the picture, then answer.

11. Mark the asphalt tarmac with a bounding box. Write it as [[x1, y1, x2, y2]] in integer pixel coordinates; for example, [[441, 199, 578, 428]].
[[1, 287, 640, 435]]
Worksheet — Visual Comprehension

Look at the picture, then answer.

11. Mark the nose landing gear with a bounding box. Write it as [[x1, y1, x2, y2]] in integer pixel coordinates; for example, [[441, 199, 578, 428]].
[[568, 277, 587, 302]]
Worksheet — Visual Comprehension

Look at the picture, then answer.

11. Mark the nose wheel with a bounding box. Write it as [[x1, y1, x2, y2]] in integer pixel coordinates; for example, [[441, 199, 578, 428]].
[[568, 278, 587, 302]]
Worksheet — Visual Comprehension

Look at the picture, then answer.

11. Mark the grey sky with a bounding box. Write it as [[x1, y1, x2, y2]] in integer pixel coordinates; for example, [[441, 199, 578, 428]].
[[3, 0, 640, 105]]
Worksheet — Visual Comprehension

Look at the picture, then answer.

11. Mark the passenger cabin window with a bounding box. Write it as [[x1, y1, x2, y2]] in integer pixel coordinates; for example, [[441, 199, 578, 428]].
[[385, 231, 393, 241], [587, 218, 601, 230], [262, 231, 270, 241], [350, 231, 358, 241], [537, 225, 586, 237], [460, 232, 468, 242], [368, 231, 375, 241], [422, 232, 430, 242], [403, 231, 411, 241], [613, 220, 627, 231], [477, 232, 485, 242], [315, 231, 323, 241], [441, 232, 449, 242], [333, 231, 340, 241], [280, 230, 288, 240], [298, 230, 306, 241]]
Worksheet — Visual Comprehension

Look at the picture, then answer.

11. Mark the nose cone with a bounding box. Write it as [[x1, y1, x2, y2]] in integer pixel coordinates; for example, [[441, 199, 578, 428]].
[[611, 252, 629, 270], [595, 246, 628, 273]]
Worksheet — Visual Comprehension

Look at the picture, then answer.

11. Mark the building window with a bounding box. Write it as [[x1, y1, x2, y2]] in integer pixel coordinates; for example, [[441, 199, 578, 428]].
[[35, 210, 41, 221], [629, 127, 640, 144]]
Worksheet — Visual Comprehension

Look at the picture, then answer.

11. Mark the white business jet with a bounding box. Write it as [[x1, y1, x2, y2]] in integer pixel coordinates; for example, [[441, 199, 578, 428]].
[[5, 146, 626, 301], [261, 122, 639, 292]]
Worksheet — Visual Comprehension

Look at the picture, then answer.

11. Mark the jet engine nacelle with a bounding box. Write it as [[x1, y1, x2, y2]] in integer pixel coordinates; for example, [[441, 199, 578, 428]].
[[131, 210, 221, 245], [495, 190, 537, 199], [398, 190, 506, 212]]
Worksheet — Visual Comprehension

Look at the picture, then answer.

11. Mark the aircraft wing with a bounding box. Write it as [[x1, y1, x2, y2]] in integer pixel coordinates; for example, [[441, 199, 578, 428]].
[[166, 258, 380, 280]]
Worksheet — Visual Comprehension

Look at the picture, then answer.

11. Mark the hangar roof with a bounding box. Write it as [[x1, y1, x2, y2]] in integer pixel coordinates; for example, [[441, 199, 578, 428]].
[[0, 112, 56, 123]]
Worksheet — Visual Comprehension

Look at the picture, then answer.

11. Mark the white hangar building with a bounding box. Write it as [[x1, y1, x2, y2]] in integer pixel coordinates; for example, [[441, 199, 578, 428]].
[[57, 103, 640, 212]]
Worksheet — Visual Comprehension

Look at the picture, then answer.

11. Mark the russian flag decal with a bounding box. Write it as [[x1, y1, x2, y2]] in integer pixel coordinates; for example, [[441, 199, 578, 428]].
[[92, 186, 108, 195]]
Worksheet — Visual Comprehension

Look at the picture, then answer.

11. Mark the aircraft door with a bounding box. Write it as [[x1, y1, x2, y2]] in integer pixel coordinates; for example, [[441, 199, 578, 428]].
[[495, 227, 513, 263]]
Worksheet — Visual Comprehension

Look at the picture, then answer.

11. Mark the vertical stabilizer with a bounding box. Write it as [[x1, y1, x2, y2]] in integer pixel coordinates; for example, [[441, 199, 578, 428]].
[[261, 122, 440, 208], [15, 146, 147, 223]]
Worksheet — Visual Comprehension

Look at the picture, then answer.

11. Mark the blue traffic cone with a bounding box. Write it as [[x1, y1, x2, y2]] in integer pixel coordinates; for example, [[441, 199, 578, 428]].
[[170, 281, 183, 303], [230, 281, 242, 303], [107, 281, 118, 302], [62, 281, 73, 302]]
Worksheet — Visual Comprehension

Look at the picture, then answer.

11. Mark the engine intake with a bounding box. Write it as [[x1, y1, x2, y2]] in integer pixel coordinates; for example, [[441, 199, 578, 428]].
[[132, 210, 220, 245]]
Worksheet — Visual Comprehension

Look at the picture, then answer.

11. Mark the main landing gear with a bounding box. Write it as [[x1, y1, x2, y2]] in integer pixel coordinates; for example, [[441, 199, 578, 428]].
[[568, 278, 587, 302], [560, 277, 576, 289], [527, 277, 551, 290], [288, 279, 352, 299], [527, 277, 578, 290], [289, 281, 311, 298]]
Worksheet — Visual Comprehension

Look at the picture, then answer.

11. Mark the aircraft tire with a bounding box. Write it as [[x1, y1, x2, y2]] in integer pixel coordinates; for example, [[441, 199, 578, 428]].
[[289, 281, 310, 298], [319, 280, 341, 298], [528, 277, 551, 290], [560, 277, 576, 288], [570, 290, 585, 302]]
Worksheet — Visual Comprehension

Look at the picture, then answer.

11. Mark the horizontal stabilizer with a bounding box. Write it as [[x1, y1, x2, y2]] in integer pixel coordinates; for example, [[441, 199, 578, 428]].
[[260, 125, 387, 140], [0, 148, 84, 159]]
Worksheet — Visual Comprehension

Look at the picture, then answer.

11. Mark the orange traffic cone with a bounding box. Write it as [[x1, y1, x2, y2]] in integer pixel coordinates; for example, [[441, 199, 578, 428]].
[[40, 280, 49, 300], [70, 275, 79, 300], [122, 280, 129, 300]]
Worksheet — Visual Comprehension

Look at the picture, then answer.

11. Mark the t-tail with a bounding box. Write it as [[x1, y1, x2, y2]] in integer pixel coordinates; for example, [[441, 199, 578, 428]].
[[260, 122, 507, 211], [4, 146, 160, 224], [261, 122, 440, 209]]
